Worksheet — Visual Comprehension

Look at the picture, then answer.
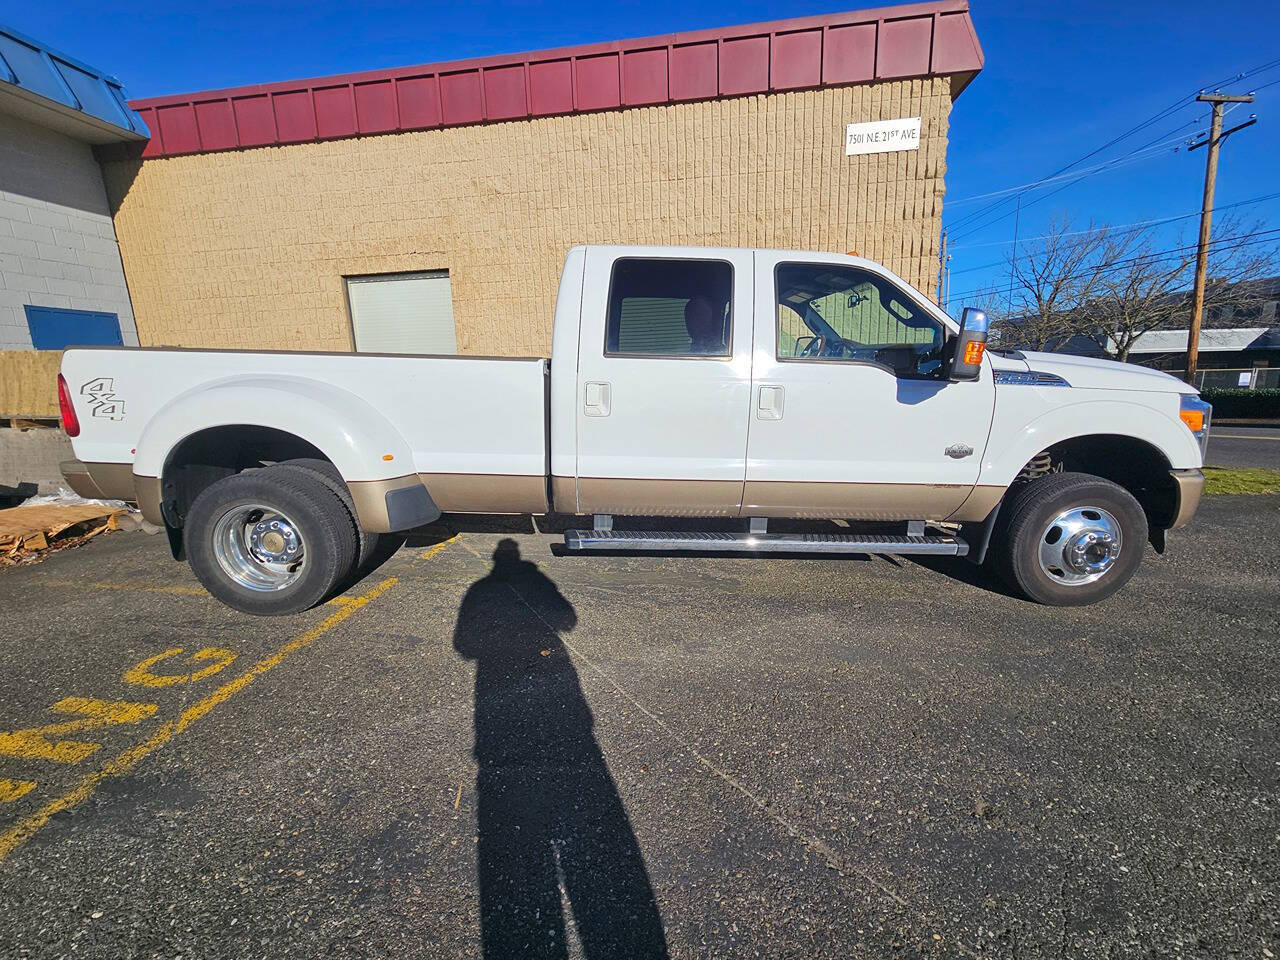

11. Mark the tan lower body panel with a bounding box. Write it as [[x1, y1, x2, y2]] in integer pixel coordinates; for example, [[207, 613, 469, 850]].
[[60, 460, 105, 500], [567, 476, 1006, 521], [742, 480, 999, 522], [134, 475, 162, 525], [60, 460, 137, 502], [950, 485, 1006, 523], [575, 477, 743, 517], [550, 475, 577, 514], [417, 472, 548, 515], [59, 463, 137, 504], [348, 474, 425, 532], [1169, 468, 1204, 529]]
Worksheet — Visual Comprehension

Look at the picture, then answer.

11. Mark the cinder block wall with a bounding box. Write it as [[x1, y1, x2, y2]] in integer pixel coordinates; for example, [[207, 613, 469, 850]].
[[0, 426, 74, 495], [102, 78, 951, 356], [0, 112, 139, 350]]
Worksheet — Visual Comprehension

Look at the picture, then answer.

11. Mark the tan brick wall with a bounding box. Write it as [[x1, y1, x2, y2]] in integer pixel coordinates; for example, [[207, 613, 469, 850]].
[[101, 78, 952, 356]]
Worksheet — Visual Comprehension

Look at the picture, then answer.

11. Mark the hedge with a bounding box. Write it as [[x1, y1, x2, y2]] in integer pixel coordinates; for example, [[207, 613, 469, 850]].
[[1200, 388, 1280, 419]]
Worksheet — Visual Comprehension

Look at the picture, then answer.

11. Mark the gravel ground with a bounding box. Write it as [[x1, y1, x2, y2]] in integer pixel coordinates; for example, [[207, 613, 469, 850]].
[[0, 495, 1276, 959]]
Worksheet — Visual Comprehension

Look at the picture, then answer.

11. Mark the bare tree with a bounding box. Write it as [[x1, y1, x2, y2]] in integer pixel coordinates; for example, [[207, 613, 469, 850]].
[[1081, 215, 1279, 362], [992, 217, 1117, 351], [987, 214, 1279, 360]]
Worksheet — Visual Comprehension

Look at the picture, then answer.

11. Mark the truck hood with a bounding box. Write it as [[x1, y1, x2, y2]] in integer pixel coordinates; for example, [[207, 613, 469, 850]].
[[1016, 351, 1192, 393]]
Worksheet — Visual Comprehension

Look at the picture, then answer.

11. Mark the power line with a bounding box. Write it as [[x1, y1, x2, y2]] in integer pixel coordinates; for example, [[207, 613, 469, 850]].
[[943, 58, 1277, 241], [945, 228, 1280, 305], [944, 95, 1203, 235], [947, 191, 1280, 256], [946, 109, 1259, 244], [945, 131, 1196, 239], [946, 112, 1245, 242], [1218, 56, 1280, 89], [953, 225, 1280, 283], [945, 136, 1191, 206]]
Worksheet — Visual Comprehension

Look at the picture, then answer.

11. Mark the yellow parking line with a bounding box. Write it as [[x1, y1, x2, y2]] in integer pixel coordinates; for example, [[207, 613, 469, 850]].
[[417, 537, 456, 563], [0, 575, 399, 863]]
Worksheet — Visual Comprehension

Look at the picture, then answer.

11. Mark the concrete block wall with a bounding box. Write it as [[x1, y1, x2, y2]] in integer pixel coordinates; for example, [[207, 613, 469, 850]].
[[101, 77, 952, 357], [0, 111, 138, 350], [0, 426, 74, 495]]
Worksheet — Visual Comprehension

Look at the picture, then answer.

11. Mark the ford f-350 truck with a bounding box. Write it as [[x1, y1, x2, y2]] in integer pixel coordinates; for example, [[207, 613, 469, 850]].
[[57, 245, 1209, 615]]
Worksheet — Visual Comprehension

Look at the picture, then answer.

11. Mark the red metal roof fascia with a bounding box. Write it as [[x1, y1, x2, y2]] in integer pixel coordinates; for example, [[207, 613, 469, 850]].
[[130, 0, 981, 158]]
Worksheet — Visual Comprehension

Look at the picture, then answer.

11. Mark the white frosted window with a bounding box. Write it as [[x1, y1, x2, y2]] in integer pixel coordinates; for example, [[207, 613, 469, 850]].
[[346, 271, 457, 355]]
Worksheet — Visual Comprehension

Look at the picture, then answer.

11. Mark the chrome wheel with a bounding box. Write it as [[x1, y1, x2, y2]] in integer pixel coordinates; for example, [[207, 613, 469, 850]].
[[1037, 505, 1122, 587], [211, 503, 305, 592]]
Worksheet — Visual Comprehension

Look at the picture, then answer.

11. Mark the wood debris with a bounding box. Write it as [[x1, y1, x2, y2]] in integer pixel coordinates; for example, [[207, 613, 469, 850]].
[[0, 503, 126, 566]]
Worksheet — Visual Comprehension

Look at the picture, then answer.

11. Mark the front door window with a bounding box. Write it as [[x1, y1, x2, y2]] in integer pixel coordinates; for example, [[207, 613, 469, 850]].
[[775, 263, 945, 377]]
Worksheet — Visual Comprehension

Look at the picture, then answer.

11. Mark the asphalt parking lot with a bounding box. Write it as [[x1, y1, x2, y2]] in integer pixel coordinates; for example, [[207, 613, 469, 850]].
[[0, 495, 1276, 959]]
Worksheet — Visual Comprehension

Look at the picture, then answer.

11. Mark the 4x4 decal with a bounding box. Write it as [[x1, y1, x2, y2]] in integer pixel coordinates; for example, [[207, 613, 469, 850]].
[[80, 377, 125, 421]]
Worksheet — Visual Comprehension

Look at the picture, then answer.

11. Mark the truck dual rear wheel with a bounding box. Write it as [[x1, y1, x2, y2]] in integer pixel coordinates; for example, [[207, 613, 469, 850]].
[[994, 472, 1148, 607], [277, 457, 379, 570], [186, 466, 358, 616]]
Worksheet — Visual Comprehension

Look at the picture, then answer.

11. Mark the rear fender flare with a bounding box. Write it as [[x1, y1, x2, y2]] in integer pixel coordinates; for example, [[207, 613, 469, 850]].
[[134, 376, 417, 529]]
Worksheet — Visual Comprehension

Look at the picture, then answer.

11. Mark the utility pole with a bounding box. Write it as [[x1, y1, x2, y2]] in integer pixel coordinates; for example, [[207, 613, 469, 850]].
[[938, 229, 949, 311], [1184, 91, 1256, 384]]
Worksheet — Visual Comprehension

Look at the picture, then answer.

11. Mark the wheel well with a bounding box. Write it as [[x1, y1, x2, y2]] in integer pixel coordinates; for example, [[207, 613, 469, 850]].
[[1018, 434, 1179, 531], [160, 425, 330, 528]]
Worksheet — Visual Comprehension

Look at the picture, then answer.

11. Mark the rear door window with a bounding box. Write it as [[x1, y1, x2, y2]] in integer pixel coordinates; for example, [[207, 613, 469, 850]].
[[605, 258, 733, 358]]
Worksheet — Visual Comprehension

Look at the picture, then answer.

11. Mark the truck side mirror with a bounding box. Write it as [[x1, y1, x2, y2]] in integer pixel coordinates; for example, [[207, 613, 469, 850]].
[[948, 307, 989, 382]]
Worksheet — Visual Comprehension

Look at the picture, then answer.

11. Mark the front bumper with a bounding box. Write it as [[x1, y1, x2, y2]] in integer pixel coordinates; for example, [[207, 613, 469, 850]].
[[1168, 468, 1204, 529]]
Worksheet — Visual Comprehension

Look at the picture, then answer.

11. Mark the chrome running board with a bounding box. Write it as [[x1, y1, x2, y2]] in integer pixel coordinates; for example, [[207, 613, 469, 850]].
[[563, 529, 969, 556]]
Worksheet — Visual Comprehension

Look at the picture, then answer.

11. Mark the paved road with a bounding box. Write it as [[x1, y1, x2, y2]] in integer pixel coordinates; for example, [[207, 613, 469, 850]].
[[1207, 425, 1280, 469], [0, 498, 1276, 959]]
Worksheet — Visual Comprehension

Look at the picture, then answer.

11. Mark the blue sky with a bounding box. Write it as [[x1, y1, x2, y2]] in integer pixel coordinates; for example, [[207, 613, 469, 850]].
[[7, 0, 1278, 306]]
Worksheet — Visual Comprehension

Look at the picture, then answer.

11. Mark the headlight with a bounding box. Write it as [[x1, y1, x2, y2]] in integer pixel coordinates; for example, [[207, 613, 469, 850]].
[[1179, 394, 1212, 460]]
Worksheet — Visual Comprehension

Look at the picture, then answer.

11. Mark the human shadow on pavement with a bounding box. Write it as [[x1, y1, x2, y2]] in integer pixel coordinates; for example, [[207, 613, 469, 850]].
[[453, 539, 668, 959]]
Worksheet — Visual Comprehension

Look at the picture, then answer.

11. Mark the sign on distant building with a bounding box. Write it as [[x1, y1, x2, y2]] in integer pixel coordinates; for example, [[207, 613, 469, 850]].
[[845, 117, 922, 156]]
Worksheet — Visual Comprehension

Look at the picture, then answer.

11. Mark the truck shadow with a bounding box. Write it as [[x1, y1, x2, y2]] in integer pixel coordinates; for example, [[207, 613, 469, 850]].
[[905, 555, 1022, 599], [452, 538, 668, 959]]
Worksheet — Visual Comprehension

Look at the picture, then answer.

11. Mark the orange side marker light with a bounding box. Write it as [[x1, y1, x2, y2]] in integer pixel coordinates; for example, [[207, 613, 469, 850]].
[[1179, 408, 1204, 432]]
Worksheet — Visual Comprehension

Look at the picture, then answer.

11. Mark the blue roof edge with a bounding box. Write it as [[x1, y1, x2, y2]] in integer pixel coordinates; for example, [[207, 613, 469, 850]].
[[0, 21, 149, 139]]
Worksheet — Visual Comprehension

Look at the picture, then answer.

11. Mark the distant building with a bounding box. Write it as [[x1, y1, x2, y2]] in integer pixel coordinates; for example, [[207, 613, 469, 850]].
[[0, 23, 147, 352], [1122, 277, 1279, 390]]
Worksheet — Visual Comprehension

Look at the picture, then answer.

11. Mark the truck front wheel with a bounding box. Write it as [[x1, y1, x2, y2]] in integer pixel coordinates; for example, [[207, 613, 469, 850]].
[[185, 466, 357, 616], [993, 472, 1148, 606]]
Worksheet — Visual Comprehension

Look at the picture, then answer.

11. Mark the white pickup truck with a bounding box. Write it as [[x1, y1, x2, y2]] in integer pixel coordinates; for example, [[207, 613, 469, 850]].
[[57, 245, 1209, 615]]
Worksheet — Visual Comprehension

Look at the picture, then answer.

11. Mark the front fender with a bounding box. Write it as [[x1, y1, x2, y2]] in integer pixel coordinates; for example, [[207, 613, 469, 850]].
[[980, 397, 1201, 488], [134, 375, 415, 483]]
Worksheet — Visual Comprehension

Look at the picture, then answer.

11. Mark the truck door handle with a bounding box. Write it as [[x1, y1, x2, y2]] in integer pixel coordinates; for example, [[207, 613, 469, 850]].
[[757, 385, 784, 421], [584, 381, 611, 417]]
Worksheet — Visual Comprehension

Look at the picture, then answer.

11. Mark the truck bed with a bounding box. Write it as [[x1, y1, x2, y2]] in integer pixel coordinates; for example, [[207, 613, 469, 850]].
[[61, 347, 550, 514]]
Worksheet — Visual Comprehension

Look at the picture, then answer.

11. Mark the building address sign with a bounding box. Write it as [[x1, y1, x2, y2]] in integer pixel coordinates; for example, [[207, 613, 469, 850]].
[[845, 117, 922, 156]]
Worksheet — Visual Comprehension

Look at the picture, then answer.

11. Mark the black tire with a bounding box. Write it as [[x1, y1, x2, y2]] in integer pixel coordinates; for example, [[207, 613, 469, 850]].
[[993, 472, 1148, 607], [278, 458, 380, 570], [186, 467, 357, 616]]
